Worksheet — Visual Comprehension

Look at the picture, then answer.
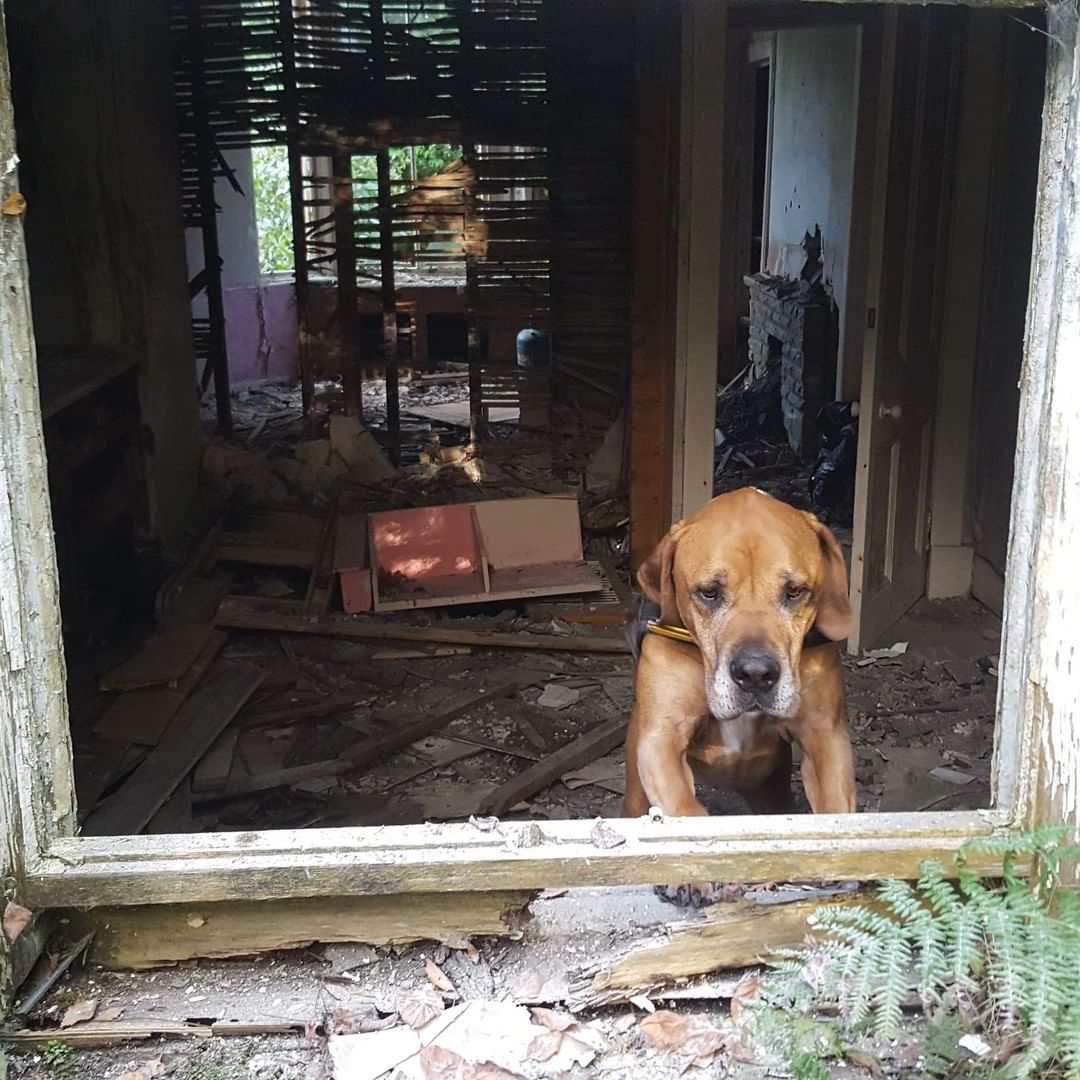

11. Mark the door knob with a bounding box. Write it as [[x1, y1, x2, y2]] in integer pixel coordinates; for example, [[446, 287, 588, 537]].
[[878, 403, 902, 420]]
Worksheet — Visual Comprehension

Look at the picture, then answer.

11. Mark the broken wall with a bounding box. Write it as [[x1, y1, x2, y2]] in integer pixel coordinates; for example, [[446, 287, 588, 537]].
[[7, 0, 201, 558], [765, 25, 858, 393], [184, 148, 300, 386]]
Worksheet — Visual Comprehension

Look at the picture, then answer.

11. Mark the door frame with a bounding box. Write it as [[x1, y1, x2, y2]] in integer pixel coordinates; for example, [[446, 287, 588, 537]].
[[1, 0, 1077, 918]]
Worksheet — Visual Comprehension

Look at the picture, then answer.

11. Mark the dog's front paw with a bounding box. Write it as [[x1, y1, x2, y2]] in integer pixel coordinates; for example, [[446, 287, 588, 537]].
[[653, 882, 749, 907]]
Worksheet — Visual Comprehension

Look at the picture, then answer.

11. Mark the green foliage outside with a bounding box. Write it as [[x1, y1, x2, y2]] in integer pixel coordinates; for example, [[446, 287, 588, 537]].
[[250, 146, 292, 276], [250, 144, 461, 275], [752, 826, 1080, 1079]]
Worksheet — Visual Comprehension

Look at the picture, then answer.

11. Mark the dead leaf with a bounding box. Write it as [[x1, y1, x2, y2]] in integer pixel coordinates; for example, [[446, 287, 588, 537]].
[[399, 987, 445, 1029], [628, 995, 655, 1013], [98, 1006, 125, 1022], [419, 1045, 525, 1080], [729, 976, 761, 1025], [425, 959, 456, 993], [638, 1010, 730, 1066], [844, 1047, 885, 1077], [146, 1061, 167, 1078], [529, 1006, 576, 1032], [527, 1030, 564, 1062], [638, 1010, 691, 1051], [464, 942, 480, 964], [304, 1020, 320, 1040], [332, 1006, 398, 1035], [61, 997, 99, 1028], [3, 901, 32, 944], [118, 1073, 146, 1080]]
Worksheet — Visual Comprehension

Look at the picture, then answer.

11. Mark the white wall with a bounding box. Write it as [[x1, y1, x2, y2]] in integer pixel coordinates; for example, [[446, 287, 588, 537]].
[[765, 26, 859, 380]]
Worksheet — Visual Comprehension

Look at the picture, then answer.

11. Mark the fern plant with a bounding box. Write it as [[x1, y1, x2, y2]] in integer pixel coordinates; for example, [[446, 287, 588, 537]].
[[753, 825, 1080, 1078]]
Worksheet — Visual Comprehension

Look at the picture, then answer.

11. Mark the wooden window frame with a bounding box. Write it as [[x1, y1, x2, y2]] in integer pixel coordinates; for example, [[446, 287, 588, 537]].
[[2, 0, 1077, 912]]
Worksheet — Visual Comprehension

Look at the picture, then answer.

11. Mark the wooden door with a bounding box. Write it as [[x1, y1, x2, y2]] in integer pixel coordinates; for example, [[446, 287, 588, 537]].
[[849, 8, 961, 651]]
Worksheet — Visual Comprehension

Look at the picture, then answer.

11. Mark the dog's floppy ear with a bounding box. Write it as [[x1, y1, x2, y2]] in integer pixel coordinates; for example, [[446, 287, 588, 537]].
[[636, 520, 685, 626], [806, 514, 853, 641]]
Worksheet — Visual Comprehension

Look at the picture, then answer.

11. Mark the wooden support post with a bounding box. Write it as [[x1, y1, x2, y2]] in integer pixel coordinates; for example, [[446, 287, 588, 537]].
[[629, 0, 680, 565], [376, 148, 400, 460], [332, 153, 362, 417], [188, 0, 231, 433], [0, 0, 75, 1010], [279, 0, 314, 422], [468, 318, 484, 445], [996, 0, 1080, 845]]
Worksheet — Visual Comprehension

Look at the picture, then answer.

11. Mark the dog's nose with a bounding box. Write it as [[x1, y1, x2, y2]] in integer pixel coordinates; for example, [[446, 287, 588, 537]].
[[730, 647, 781, 693]]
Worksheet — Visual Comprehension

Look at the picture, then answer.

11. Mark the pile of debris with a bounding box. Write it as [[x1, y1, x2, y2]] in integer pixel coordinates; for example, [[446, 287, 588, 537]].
[[71, 494, 636, 836]]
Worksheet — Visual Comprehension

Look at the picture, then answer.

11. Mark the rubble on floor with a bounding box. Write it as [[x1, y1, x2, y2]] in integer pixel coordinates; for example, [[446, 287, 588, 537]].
[[1, 885, 939, 1079]]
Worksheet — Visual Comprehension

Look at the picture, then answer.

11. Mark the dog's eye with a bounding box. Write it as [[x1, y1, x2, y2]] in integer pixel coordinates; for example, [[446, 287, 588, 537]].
[[696, 585, 722, 604], [784, 583, 809, 604]]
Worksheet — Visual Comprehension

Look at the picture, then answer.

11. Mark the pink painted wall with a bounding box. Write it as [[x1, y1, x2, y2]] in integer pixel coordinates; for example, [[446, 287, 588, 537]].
[[224, 281, 299, 385]]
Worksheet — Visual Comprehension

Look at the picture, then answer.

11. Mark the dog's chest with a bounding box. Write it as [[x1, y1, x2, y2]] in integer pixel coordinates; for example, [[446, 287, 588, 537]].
[[689, 710, 783, 765]]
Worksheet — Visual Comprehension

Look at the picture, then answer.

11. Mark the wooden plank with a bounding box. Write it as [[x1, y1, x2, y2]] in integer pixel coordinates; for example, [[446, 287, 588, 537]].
[[192, 758, 352, 802], [100, 624, 215, 691], [0, 1019, 304, 1047], [144, 779, 193, 835], [83, 665, 265, 837], [191, 728, 240, 795], [372, 563, 606, 613], [333, 512, 368, 572], [576, 891, 871, 1005], [67, 890, 534, 969], [214, 601, 630, 653], [479, 716, 628, 816], [344, 671, 539, 772], [237, 693, 369, 731], [28, 811, 1014, 909], [95, 631, 227, 745], [998, 0, 1080, 842]]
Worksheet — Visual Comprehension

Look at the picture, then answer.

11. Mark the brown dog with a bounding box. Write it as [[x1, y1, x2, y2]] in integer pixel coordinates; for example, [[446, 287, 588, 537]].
[[623, 488, 856, 829]]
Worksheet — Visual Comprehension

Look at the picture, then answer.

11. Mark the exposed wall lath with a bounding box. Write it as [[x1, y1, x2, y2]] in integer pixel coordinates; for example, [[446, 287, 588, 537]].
[[169, 0, 631, 448]]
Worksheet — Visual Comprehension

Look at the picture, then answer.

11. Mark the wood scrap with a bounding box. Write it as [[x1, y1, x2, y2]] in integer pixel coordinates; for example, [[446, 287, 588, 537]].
[[344, 671, 540, 773], [478, 716, 629, 816], [237, 692, 370, 730], [215, 602, 629, 654], [144, 779, 193, 835], [95, 631, 227, 745], [192, 758, 353, 802], [69, 891, 534, 970], [0, 1019, 305, 1046], [100, 624, 215, 692], [83, 664, 265, 836], [191, 729, 240, 794], [572, 890, 870, 1008]]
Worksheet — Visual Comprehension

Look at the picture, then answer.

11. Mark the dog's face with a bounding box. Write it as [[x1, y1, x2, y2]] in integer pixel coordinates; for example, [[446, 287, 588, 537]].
[[637, 488, 852, 721]]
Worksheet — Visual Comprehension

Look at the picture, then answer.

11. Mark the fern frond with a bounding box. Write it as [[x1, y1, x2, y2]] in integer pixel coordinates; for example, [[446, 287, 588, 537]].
[[869, 919, 913, 1041]]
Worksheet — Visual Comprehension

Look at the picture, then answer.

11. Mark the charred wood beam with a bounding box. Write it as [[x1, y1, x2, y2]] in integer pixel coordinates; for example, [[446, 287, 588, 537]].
[[279, 0, 314, 423], [376, 148, 400, 461], [188, 0, 231, 432], [332, 154, 363, 417]]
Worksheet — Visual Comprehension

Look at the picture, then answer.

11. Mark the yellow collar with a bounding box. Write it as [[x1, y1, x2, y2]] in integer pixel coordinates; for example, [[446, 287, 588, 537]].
[[646, 621, 696, 645]]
